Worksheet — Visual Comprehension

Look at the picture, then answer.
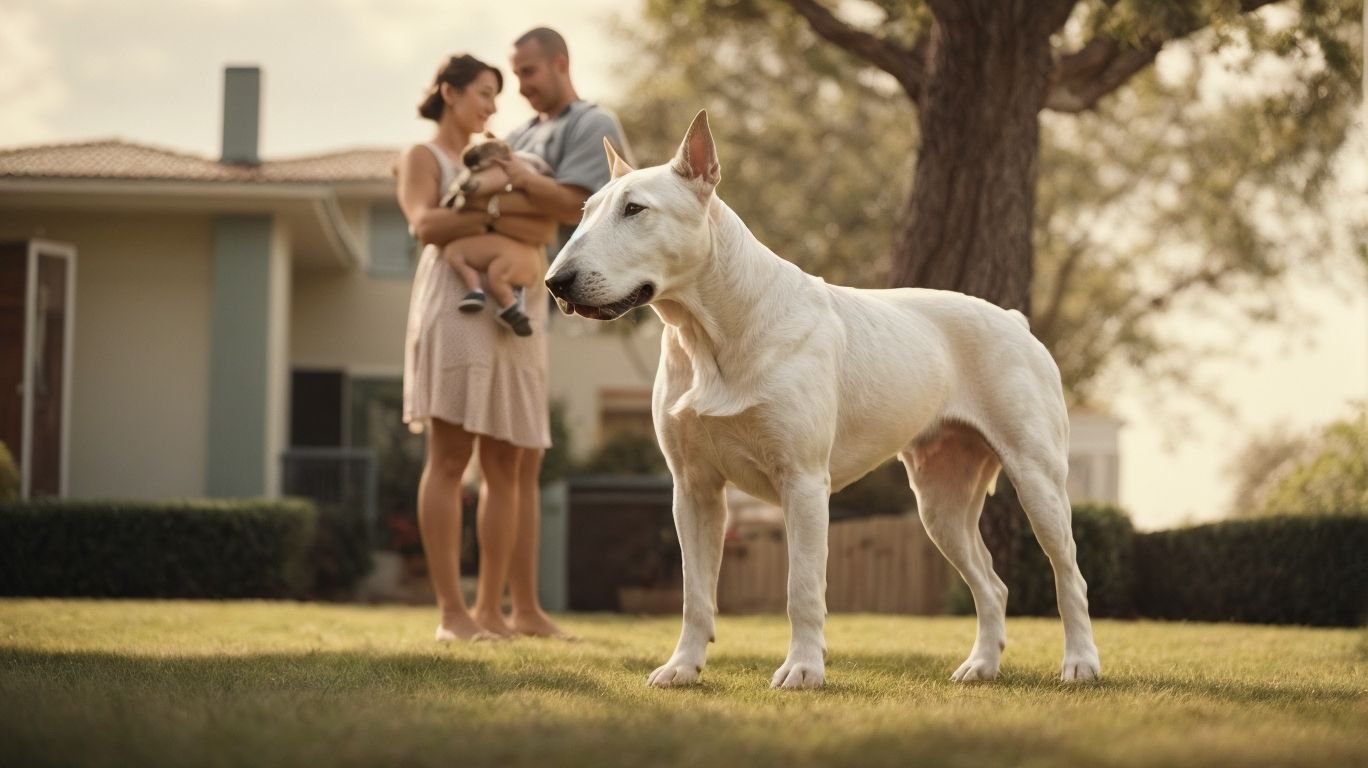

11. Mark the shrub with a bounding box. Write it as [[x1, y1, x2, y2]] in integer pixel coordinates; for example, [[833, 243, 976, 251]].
[[0, 442, 18, 503], [577, 431, 668, 476], [540, 399, 574, 485], [0, 498, 317, 599], [830, 461, 916, 520], [1134, 513, 1368, 626], [1007, 504, 1136, 618], [308, 502, 373, 600]]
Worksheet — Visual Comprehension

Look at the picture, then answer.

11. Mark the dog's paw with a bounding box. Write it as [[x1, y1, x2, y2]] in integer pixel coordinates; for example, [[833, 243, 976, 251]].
[[647, 658, 703, 688], [770, 659, 825, 690], [1060, 654, 1101, 682], [950, 656, 1000, 682]]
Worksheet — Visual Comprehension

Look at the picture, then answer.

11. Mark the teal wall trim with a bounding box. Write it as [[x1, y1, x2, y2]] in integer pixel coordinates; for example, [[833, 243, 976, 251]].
[[207, 215, 272, 496]]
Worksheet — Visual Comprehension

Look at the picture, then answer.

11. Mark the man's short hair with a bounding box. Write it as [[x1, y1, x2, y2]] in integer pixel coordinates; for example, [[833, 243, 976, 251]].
[[515, 27, 569, 61]]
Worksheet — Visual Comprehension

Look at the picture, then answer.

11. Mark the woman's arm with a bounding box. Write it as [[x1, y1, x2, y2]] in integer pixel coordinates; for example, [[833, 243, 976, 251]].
[[459, 185, 558, 246], [396, 145, 486, 246]]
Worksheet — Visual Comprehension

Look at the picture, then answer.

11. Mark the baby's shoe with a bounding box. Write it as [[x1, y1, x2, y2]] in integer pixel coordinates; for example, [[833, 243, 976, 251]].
[[458, 291, 486, 313], [498, 305, 533, 337]]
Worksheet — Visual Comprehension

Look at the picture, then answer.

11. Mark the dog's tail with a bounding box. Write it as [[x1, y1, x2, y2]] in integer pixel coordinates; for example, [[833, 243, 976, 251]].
[[1007, 309, 1029, 329]]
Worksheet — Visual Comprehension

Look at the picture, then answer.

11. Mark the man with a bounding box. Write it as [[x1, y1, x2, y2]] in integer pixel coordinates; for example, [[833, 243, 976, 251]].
[[497, 27, 633, 255], [471, 26, 631, 639]]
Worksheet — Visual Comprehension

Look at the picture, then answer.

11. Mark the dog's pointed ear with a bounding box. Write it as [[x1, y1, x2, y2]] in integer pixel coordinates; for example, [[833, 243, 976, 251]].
[[670, 110, 720, 196], [603, 137, 634, 179]]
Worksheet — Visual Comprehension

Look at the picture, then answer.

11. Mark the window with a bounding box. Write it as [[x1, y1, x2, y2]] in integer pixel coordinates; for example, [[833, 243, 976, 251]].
[[367, 204, 418, 277], [599, 387, 654, 443], [290, 370, 345, 447]]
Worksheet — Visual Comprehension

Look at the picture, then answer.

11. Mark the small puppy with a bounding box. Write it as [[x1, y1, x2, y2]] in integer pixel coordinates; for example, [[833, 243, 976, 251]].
[[440, 139, 552, 209]]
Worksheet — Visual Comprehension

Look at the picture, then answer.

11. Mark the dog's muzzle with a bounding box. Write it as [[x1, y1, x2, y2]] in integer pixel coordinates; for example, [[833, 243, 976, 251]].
[[545, 270, 654, 320]]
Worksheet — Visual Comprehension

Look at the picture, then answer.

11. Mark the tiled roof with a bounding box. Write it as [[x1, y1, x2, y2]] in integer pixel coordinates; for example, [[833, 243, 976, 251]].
[[0, 139, 398, 183]]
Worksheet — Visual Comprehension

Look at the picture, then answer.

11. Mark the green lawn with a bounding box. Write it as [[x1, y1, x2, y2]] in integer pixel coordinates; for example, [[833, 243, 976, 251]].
[[1, 600, 1364, 767]]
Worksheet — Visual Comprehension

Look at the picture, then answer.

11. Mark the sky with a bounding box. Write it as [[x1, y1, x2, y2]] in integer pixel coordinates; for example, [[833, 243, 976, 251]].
[[2, 0, 1364, 531]]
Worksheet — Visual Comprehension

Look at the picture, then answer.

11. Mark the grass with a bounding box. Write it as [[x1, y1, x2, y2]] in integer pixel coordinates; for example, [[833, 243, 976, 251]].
[[1, 600, 1365, 767]]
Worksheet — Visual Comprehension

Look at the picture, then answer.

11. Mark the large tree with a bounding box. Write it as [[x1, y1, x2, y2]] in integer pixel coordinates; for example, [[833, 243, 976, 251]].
[[779, 0, 1361, 312]]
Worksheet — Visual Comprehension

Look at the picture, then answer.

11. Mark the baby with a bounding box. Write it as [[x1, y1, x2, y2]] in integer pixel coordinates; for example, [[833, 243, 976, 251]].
[[441, 139, 554, 337]]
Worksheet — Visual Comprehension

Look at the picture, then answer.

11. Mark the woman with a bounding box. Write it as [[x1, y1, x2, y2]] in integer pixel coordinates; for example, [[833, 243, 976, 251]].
[[396, 53, 565, 641]]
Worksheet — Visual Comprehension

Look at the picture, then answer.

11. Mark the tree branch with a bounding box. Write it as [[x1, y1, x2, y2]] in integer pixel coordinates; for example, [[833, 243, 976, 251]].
[[782, 0, 925, 102], [1035, 234, 1090, 342], [1046, 0, 1287, 113], [1135, 263, 1242, 314]]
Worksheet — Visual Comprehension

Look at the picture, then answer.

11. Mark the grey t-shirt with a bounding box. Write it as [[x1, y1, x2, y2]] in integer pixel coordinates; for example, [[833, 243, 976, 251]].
[[506, 100, 632, 255]]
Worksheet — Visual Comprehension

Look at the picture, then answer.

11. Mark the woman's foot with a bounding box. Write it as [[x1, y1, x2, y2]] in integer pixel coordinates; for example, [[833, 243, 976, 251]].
[[435, 611, 503, 643], [511, 610, 575, 640], [470, 606, 517, 637]]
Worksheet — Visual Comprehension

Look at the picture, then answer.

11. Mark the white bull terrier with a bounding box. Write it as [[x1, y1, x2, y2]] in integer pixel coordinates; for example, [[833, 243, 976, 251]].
[[544, 111, 1101, 689]]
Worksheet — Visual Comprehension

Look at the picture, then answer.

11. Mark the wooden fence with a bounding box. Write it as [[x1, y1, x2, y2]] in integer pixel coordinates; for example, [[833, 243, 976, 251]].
[[717, 514, 954, 614]]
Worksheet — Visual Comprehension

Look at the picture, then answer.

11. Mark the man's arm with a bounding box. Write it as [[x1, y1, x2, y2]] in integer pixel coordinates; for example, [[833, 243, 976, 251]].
[[502, 108, 631, 226], [396, 145, 487, 246], [497, 157, 590, 226]]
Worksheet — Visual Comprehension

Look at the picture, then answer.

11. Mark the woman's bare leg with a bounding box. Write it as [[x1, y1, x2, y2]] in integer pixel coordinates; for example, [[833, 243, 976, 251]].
[[418, 418, 486, 640], [470, 436, 524, 635], [508, 447, 570, 638]]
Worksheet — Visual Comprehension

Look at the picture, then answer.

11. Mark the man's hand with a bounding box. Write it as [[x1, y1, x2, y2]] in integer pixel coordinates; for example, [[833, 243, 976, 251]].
[[494, 156, 551, 195], [466, 165, 511, 196]]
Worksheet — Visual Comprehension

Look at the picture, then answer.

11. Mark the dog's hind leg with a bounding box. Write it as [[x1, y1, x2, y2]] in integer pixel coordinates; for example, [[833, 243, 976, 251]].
[[771, 471, 831, 690], [648, 473, 728, 688], [1001, 450, 1101, 682], [902, 424, 1007, 682]]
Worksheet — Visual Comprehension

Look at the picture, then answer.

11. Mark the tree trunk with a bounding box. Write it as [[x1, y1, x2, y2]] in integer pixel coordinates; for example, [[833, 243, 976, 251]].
[[890, 4, 1062, 592]]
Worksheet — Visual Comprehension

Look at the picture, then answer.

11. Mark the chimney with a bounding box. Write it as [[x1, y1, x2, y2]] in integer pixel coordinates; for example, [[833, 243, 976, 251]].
[[221, 66, 261, 165]]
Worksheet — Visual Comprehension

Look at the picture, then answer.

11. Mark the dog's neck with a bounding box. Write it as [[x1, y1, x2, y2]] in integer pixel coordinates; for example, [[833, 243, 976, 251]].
[[653, 197, 822, 418]]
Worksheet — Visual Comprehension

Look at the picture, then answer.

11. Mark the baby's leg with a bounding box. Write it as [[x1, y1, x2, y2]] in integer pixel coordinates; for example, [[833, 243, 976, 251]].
[[488, 247, 544, 305], [440, 242, 482, 292], [486, 254, 519, 310], [440, 242, 486, 311], [487, 252, 538, 337]]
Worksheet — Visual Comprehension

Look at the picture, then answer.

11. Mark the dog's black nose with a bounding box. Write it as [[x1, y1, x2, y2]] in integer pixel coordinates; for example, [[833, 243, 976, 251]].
[[545, 270, 577, 298]]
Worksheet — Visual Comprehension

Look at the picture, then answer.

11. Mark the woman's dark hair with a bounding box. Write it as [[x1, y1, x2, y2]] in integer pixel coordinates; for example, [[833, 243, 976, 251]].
[[417, 54, 503, 122]]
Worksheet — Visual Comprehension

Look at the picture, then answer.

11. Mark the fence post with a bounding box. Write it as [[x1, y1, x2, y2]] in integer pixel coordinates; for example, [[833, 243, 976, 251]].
[[539, 480, 569, 612]]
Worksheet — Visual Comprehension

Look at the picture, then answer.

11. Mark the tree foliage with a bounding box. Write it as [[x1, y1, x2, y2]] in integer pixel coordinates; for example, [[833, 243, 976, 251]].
[[1230, 405, 1368, 517], [611, 0, 917, 288]]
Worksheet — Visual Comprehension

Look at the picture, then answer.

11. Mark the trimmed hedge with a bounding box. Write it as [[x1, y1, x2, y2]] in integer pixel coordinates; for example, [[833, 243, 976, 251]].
[[1007, 504, 1136, 618], [1134, 514, 1368, 627], [0, 499, 317, 599], [308, 502, 374, 600]]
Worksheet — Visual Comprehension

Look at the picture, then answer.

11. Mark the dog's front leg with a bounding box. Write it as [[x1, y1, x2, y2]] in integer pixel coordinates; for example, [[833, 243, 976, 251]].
[[772, 473, 830, 689], [647, 478, 726, 688]]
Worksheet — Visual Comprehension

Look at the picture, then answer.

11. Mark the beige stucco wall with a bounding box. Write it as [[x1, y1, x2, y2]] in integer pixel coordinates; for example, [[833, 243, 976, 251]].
[[546, 316, 660, 461], [0, 210, 213, 498], [290, 266, 412, 374]]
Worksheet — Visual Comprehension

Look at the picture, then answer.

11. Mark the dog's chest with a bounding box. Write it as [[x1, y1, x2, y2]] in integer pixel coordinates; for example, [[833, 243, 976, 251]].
[[678, 411, 793, 504]]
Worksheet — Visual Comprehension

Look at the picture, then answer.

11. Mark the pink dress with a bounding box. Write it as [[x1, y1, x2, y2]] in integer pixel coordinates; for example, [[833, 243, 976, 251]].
[[402, 142, 552, 449]]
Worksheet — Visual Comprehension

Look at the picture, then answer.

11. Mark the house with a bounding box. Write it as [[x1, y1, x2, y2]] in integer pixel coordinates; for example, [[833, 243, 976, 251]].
[[0, 65, 1120, 510], [0, 66, 657, 504]]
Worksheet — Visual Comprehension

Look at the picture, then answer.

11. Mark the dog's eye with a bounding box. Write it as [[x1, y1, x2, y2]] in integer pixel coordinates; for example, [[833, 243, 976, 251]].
[[623, 202, 646, 217]]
